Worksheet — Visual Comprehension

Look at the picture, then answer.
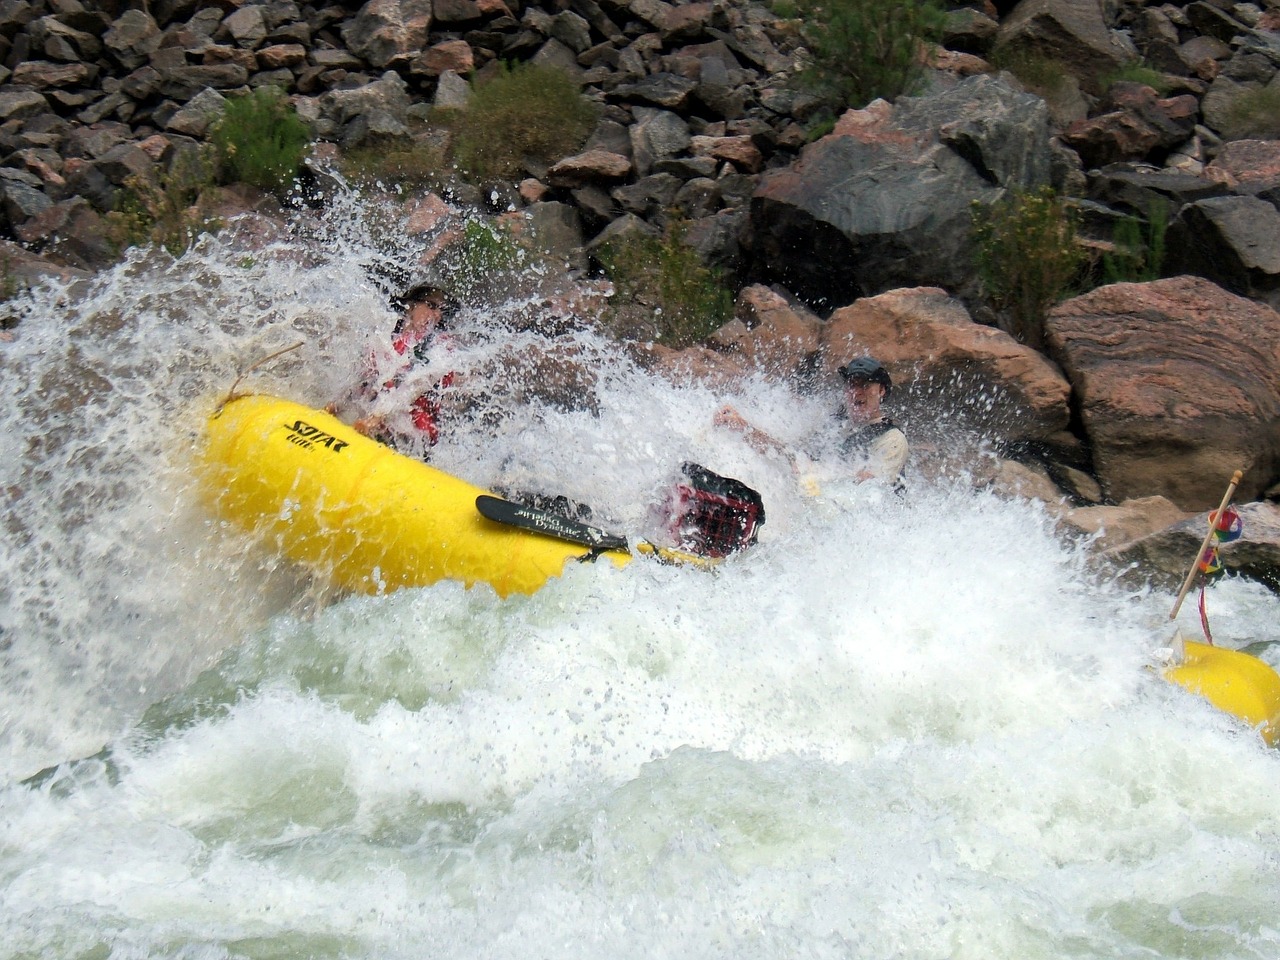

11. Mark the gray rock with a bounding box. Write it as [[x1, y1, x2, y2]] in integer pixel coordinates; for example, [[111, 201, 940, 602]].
[[340, 0, 433, 68], [156, 63, 251, 101], [611, 72, 698, 110], [1165, 195, 1280, 305], [164, 87, 228, 137], [220, 6, 268, 50], [995, 0, 1137, 95], [0, 89, 50, 122], [0, 177, 53, 228], [522, 200, 586, 271], [629, 107, 691, 177], [1111, 501, 1280, 594], [103, 9, 161, 71], [550, 10, 592, 53], [750, 75, 1052, 305], [433, 70, 472, 110]]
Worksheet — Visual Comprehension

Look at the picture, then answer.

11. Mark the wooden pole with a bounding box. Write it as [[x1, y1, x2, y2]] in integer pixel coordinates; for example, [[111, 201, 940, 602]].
[[1169, 470, 1243, 620]]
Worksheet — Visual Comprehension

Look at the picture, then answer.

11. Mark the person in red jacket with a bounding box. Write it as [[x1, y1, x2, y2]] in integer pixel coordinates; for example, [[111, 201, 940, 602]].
[[328, 285, 459, 457]]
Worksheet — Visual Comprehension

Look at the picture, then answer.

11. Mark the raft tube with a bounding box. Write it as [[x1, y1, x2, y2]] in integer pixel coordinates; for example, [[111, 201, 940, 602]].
[[1164, 639, 1280, 746], [199, 393, 630, 596]]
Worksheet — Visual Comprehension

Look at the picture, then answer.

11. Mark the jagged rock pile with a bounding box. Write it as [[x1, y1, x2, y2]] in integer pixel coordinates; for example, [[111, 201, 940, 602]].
[[0, 0, 816, 270], [4, 0, 1280, 303]]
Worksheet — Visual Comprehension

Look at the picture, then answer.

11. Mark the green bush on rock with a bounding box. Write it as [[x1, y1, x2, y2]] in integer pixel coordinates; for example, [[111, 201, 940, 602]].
[[105, 148, 223, 257], [210, 86, 312, 195], [448, 62, 598, 183], [598, 222, 733, 349], [971, 187, 1086, 351], [792, 0, 947, 110]]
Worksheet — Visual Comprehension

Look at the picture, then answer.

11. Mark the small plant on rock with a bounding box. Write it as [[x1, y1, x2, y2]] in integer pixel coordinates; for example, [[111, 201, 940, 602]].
[[447, 62, 598, 183], [1102, 63, 1173, 95], [449, 218, 527, 300], [341, 132, 451, 194], [1, 257, 27, 330], [597, 222, 734, 348], [988, 47, 1074, 100], [1218, 84, 1280, 140], [1, 258, 23, 302], [971, 186, 1086, 351], [793, 0, 947, 110], [1100, 199, 1169, 285], [209, 86, 311, 195], [105, 148, 223, 257]]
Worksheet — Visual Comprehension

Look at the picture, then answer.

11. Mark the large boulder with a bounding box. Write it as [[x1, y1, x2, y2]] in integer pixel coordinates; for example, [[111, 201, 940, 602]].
[[317, 70, 414, 144], [1060, 83, 1199, 167], [994, 0, 1137, 96], [747, 74, 1054, 307], [341, 0, 433, 69], [102, 9, 161, 71], [1164, 195, 1280, 307], [821, 286, 1072, 441], [1059, 495, 1191, 552], [1044, 276, 1280, 509], [1085, 162, 1229, 216], [706, 284, 822, 381], [1204, 139, 1280, 192]]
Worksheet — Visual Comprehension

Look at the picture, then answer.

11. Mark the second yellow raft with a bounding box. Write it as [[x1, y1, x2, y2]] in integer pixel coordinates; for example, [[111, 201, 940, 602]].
[[1164, 639, 1280, 746]]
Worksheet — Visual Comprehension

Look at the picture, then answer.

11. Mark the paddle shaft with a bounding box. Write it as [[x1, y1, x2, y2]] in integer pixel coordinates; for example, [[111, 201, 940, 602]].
[[475, 495, 720, 569], [1169, 469, 1242, 619]]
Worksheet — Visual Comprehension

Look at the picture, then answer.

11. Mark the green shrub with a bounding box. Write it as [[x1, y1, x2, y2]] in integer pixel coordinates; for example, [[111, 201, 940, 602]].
[[1218, 83, 1280, 140], [804, 113, 838, 142], [1102, 63, 1173, 95], [793, 0, 947, 110], [340, 133, 450, 193], [971, 187, 1085, 350], [1100, 199, 1168, 284], [448, 62, 598, 183], [989, 47, 1073, 98], [105, 148, 223, 256], [597, 223, 734, 348], [1, 258, 22, 302], [450, 218, 527, 298], [209, 87, 311, 194], [1, 257, 25, 328]]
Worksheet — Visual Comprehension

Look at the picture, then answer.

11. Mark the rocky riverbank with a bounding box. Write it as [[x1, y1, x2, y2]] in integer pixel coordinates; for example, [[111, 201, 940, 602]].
[[1, 0, 1279, 589]]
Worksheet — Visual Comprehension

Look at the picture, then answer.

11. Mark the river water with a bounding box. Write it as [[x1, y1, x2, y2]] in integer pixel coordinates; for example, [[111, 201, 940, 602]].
[[2, 190, 1278, 959]]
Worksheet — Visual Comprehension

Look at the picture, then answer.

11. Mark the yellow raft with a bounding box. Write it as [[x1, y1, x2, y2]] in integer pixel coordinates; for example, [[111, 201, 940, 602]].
[[1164, 639, 1280, 746], [199, 393, 631, 596]]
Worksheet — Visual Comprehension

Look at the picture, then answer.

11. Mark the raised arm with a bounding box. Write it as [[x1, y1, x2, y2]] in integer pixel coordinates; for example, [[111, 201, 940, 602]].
[[714, 405, 795, 465]]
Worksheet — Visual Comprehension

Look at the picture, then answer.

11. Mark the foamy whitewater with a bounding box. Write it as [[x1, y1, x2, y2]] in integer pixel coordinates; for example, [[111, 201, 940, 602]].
[[2, 188, 1278, 960]]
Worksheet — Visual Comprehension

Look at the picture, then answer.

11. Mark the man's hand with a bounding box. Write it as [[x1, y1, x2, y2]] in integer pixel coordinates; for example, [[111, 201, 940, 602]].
[[714, 405, 749, 431]]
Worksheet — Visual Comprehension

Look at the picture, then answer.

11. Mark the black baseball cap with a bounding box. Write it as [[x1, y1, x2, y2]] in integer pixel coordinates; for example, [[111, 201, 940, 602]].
[[837, 357, 891, 396]]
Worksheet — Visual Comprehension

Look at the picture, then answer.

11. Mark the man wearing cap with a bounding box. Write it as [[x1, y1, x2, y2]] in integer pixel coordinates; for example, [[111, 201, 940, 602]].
[[714, 356, 908, 485], [831, 356, 908, 483]]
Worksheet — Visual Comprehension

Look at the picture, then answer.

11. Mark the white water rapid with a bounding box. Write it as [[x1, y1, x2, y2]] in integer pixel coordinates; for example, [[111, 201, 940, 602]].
[[2, 188, 1278, 959]]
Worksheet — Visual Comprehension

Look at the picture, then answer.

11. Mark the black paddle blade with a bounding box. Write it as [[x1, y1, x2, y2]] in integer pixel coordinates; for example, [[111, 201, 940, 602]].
[[475, 495, 629, 552]]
